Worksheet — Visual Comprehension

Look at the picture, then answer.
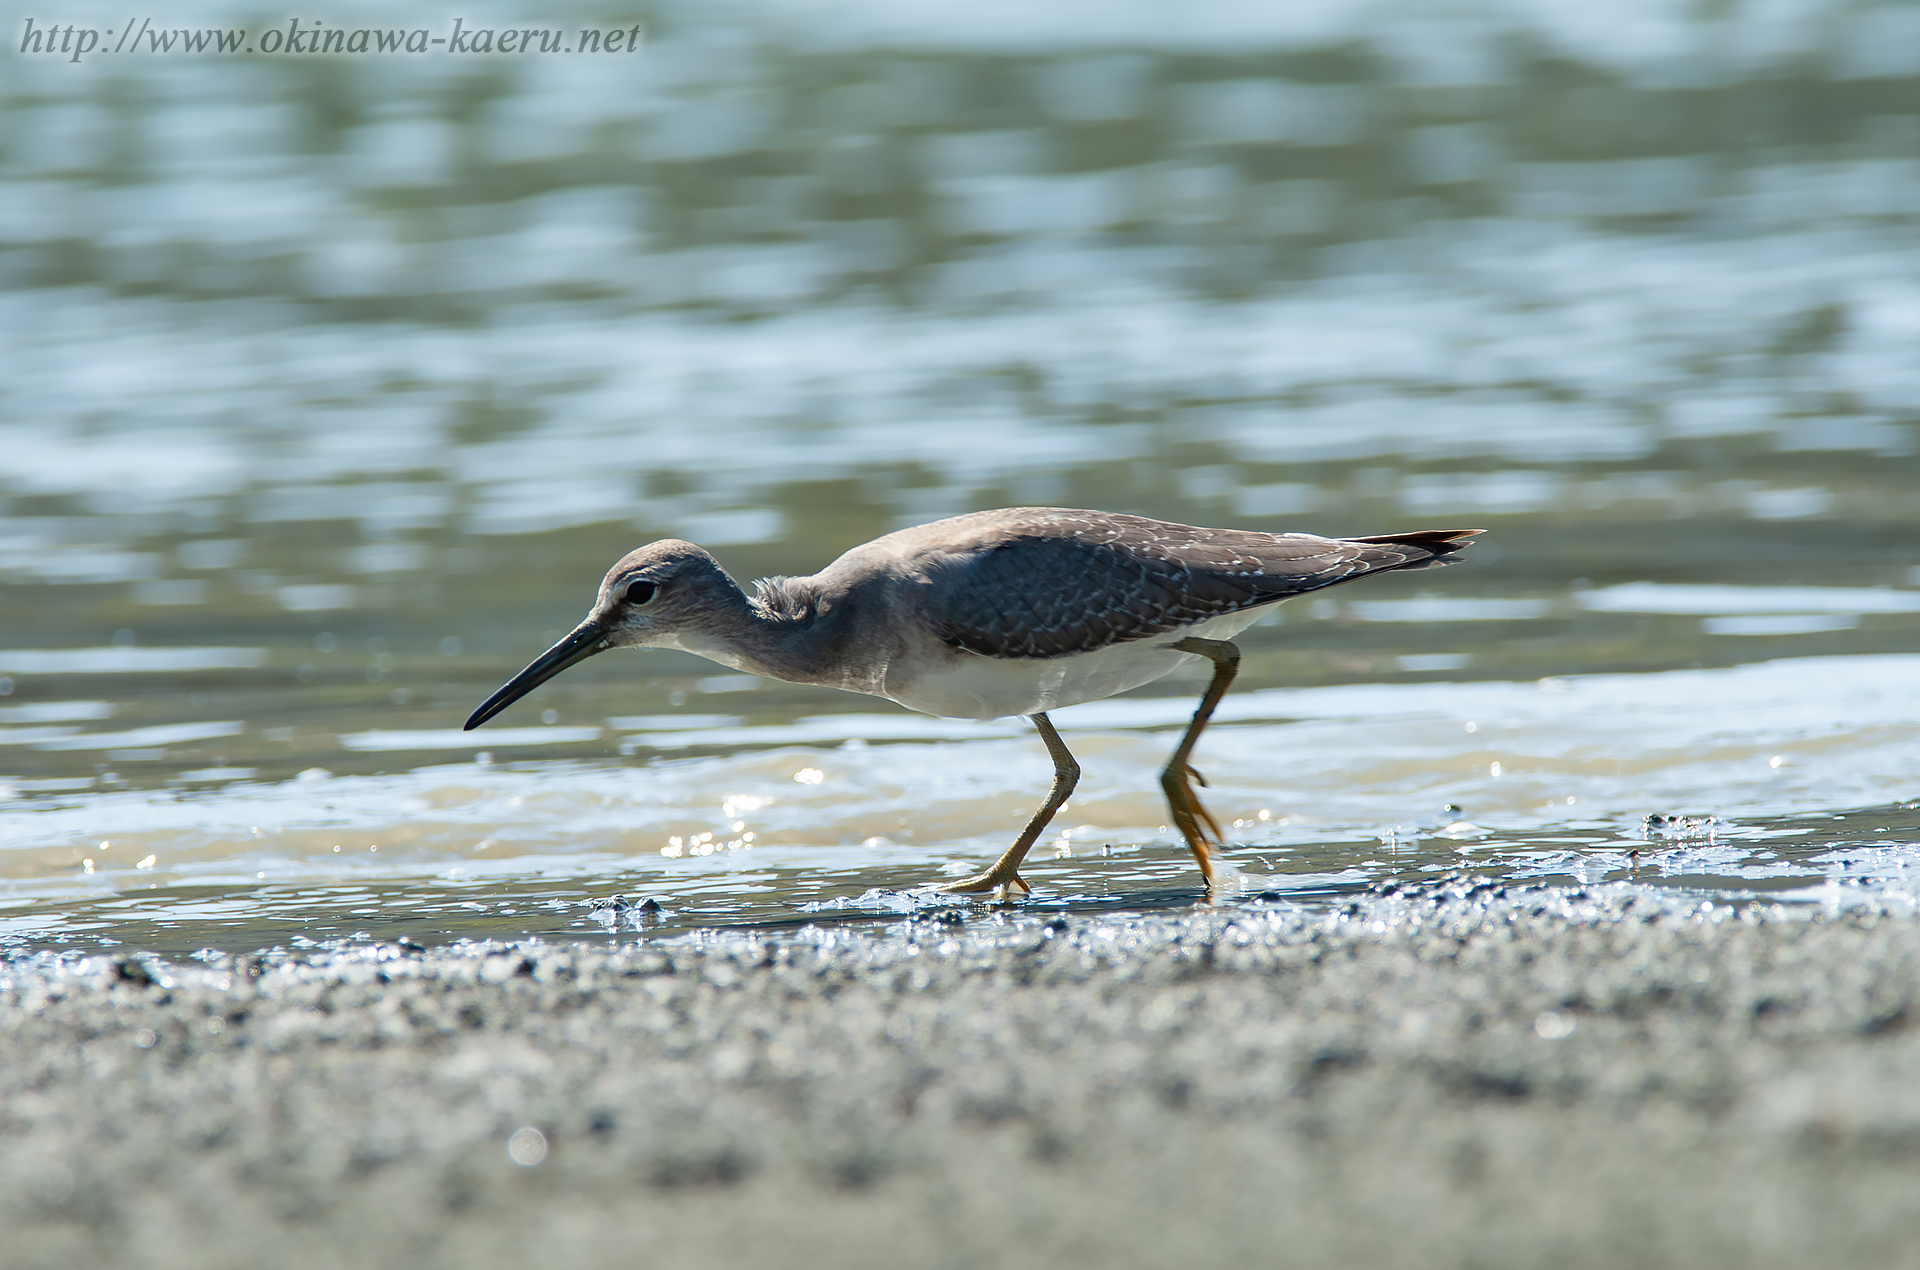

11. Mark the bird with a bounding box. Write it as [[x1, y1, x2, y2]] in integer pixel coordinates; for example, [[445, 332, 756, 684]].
[[465, 507, 1481, 899]]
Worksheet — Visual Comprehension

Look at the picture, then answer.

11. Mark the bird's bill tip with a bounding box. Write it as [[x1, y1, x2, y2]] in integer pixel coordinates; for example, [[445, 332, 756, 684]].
[[462, 622, 610, 730]]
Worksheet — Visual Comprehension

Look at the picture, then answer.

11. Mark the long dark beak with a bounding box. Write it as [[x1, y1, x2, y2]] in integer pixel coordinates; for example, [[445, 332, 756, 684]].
[[464, 620, 611, 730]]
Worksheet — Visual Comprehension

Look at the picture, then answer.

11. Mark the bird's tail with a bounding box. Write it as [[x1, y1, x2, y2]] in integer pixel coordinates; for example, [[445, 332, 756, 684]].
[[1344, 528, 1483, 572]]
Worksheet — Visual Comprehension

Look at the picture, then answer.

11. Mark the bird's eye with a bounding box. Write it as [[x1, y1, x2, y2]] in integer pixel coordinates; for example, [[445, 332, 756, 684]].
[[624, 579, 657, 606]]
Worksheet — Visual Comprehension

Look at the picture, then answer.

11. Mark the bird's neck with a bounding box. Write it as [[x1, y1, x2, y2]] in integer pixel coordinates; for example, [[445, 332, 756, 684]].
[[669, 576, 874, 691]]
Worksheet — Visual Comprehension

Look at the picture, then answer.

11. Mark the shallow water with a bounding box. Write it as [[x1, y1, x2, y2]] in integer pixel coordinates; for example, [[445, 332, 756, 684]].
[[3, 0, 1919, 955]]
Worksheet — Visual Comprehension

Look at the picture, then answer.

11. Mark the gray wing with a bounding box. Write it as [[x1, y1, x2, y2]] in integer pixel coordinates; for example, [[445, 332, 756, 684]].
[[919, 512, 1478, 660]]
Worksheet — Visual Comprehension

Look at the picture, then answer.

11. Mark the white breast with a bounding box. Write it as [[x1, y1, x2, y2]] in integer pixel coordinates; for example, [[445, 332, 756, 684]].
[[881, 609, 1268, 721]]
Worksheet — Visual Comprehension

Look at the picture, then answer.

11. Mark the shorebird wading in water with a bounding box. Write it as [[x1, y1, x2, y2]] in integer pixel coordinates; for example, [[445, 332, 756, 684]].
[[465, 508, 1480, 899]]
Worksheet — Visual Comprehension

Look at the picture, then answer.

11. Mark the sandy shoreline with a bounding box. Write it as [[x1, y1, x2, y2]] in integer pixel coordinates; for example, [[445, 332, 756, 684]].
[[5, 883, 1920, 1269]]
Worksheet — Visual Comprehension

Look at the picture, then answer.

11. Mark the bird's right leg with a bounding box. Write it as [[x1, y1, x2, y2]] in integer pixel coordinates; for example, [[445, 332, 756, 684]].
[[1159, 637, 1242, 892], [939, 712, 1079, 901]]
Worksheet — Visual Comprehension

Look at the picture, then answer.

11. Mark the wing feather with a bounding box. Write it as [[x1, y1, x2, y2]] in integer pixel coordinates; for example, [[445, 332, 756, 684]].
[[916, 512, 1477, 660]]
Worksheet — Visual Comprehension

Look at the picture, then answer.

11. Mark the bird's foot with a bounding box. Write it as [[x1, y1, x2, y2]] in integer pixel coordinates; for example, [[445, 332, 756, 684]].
[[1166, 773, 1226, 848], [937, 868, 1032, 901], [1161, 765, 1225, 891]]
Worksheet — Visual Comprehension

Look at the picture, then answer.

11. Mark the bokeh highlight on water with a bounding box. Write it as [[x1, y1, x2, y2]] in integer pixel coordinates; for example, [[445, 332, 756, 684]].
[[2, 0, 1919, 954]]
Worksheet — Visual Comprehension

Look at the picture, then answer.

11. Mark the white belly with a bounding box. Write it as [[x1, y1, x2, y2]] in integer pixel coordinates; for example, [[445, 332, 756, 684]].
[[883, 609, 1267, 720]]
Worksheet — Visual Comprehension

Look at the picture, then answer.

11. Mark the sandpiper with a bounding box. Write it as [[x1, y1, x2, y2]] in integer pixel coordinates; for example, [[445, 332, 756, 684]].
[[466, 508, 1480, 898]]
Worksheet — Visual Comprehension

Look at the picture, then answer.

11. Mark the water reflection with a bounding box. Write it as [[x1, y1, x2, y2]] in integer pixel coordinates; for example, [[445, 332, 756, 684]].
[[2, 0, 1918, 951]]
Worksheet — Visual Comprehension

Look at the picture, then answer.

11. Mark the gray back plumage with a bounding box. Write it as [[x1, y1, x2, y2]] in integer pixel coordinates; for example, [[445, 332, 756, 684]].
[[853, 508, 1477, 661]]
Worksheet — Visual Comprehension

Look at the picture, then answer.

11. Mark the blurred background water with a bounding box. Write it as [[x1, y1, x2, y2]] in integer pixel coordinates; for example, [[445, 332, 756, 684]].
[[2, 0, 1919, 954]]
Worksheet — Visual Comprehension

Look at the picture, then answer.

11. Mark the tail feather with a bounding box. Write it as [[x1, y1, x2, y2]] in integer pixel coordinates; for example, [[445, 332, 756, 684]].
[[1345, 528, 1483, 572]]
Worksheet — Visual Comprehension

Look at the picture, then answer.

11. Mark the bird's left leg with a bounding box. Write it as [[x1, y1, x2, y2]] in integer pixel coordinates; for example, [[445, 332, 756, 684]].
[[1160, 637, 1241, 892], [940, 712, 1079, 901]]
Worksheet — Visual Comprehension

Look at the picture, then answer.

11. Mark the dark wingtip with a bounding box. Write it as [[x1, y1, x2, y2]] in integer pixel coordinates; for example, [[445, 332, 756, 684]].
[[1349, 528, 1484, 550], [1344, 528, 1485, 572]]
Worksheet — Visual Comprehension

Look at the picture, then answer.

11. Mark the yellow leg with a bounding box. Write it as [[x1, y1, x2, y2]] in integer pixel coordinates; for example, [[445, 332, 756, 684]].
[[1160, 637, 1241, 892], [940, 712, 1079, 901]]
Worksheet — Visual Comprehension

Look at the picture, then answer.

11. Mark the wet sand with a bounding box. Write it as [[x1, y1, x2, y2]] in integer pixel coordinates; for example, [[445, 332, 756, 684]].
[[6, 883, 1920, 1269]]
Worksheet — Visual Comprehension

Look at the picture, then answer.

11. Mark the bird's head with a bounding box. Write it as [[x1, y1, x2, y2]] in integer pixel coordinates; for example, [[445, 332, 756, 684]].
[[464, 540, 737, 730], [589, 540, 738, 650]]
